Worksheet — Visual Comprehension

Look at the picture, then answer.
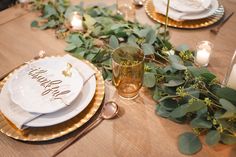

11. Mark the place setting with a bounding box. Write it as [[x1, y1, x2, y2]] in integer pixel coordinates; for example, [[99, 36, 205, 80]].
[[145, 0, 225, 29], [0, 54, 105, 141]]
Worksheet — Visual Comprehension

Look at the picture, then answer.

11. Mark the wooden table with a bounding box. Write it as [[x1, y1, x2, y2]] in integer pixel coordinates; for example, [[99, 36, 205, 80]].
[[0, 0, 236, 156]]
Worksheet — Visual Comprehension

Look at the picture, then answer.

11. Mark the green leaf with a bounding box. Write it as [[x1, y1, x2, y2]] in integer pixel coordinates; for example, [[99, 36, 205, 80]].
[[221, 133, 236, 144], [143, 72, 156, 88], [153, 87, 162, 101], [186, 101, 206, 112], [218, 111, 235, 119], [109, 35, 119, 49], [43, 4, 59, 18], [178, 132, 202, 155], [205, 130, 221, 146], [156, 104, 171, 118], [110, 24, 128, 30], [47, 20, 57, 28], [163, 80, 185, 87], [145, 29, 156, 44], [219, 98, 236, 112], [170, 104, 188, 118], [169, 55, 186, 70], [84, 14, 96, 28], [187, 66, 216, 83], [64, 43, 77, 52], [190, 118, 212, 128], [127, 35, 139, 48], [133, 27, 150, 38], [176, 44, 189, 52], [142, 43, 154, 55], [31, 20, 38, 28], [216, 87, 236, 105], [159, 98, 178, 111]]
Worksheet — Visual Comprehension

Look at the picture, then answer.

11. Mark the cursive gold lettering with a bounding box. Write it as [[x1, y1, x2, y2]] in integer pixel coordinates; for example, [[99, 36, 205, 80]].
[[27, 67, 71, 102]]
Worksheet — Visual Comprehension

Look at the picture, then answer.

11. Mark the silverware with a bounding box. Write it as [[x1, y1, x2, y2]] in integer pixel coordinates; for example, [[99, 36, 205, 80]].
[[0, 50, 46, 81], [51, 101, 119, 157], [210, 12, 234, 34]]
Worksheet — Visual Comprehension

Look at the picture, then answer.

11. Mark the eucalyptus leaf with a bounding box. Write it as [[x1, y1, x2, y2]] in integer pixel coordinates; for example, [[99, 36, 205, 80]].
[[153, 87, 162, 101], [109, 35, 119, 49], [216, 87, 236, 105], [176, 44, 189, 52], [221, 133, 236, 144], [31, 20, 38, 28], [170, 104, 188, 118], [156, 104, 171, 118], [143, 72, 156, 88], [218, 111, 235, 119], [159, 98, 178, 111], [142, 43, 155, 55], [178, 132, 202, 155], [164, 80, 185, 87], [205, 130, 221, 146], [219, 98, 236, 112], [84, 14, 96, 28], [186, 101, 206, 112], [145, 29, 156, 44], [190, 117, 212, 128], [64, 43, 77, 52], [171, 63, 187, 70]]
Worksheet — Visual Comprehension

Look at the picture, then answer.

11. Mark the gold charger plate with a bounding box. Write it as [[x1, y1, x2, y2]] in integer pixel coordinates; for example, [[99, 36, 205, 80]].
[[0, 59, 105, 141], [145, 0, 225, 29]]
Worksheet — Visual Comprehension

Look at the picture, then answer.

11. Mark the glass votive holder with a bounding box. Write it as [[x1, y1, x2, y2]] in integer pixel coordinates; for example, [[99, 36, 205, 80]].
[[222, 50, 236, 90], [112, 45, 144, 99], [195, 41, 214, 67], [116, 0, 136, 21], [67, 12, 84, 31]]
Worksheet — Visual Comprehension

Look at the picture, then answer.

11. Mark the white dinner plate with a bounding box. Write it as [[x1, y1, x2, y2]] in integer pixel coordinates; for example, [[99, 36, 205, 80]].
[[162, 0, 212, 13], [153, 0, 219, 21], [7, 57, 84, 114]]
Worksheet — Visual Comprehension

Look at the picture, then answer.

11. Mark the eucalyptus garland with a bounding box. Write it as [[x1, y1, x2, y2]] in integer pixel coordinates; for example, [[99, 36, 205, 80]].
[[30, 0, 236, 155]]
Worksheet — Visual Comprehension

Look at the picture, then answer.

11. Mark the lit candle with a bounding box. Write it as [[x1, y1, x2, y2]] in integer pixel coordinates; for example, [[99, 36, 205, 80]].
[[70, 13, 83, 31], [195, 49, 210, 66], [227, 64, 236, 90], [195, 41, 213, 67], [19, 0, 29, 3]]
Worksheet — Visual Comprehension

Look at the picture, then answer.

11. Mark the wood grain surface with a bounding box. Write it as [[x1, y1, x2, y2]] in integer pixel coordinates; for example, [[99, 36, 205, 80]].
[[0, 0, 236, 157]]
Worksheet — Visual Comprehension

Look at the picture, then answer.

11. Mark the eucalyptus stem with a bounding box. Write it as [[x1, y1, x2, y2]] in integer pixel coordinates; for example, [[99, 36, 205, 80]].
[[164, 0, 170, 40]]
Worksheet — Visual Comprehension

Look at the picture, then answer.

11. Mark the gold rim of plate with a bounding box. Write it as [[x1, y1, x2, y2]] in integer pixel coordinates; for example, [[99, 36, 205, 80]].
[[0, 59, 105, 141], [145, 0, 225, 29]]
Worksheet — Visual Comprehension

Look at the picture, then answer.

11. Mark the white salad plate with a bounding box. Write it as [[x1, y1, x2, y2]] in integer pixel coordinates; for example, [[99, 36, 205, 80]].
[[7, 57, 84, 114]]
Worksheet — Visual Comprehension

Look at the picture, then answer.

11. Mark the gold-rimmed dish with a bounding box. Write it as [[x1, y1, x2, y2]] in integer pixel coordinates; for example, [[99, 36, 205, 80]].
[[0, 59, 105, 141], [145, 0, 225, 29]]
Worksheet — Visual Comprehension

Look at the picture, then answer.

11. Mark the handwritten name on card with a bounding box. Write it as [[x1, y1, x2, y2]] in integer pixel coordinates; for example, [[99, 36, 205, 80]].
[[28, 67, 71, 102]]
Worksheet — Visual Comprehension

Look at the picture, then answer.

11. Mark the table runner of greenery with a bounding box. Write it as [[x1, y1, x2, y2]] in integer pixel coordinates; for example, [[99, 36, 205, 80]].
[[29, 0, 236, 155]]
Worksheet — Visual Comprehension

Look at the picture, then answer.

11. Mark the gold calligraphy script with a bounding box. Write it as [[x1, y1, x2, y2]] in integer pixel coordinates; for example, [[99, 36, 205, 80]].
[[28, 67, 71, 102]]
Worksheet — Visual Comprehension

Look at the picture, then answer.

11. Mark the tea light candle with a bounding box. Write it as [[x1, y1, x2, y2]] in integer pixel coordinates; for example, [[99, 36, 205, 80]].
[[227, 64, 236, 90], [195, 49, 210, 66], [195, 41, 213, 67], [70, 12, 83, 31], [19, 0, 29, 3]]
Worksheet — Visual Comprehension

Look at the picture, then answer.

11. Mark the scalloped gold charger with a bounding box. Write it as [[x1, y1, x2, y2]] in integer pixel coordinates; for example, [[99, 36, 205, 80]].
[[0, 59, 105, 141], [145, 0, 225, 29]]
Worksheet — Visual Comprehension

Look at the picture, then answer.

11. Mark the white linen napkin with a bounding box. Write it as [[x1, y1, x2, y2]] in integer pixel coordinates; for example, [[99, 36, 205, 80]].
[[152, 0, 218, 21], [152, 0, 187, 21], [0, 54, 95, 130]]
